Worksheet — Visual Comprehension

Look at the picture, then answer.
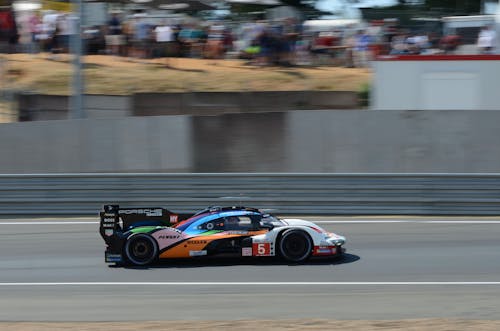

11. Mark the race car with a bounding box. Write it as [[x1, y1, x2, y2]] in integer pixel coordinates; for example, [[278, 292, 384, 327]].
[[99, 205, 346, 266]]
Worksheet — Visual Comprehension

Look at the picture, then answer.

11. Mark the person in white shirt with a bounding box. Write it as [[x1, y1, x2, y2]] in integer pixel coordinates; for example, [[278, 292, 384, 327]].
[[477, 25, 496, 54], [154, 21, 174, 58]]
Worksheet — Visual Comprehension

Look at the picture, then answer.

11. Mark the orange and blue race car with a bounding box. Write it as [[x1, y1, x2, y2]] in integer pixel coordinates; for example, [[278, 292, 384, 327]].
[[99, 205, 346, 266]]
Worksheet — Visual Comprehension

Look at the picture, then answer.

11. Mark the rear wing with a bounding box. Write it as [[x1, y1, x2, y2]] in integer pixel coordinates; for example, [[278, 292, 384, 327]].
[[99, 205, 192, 240]]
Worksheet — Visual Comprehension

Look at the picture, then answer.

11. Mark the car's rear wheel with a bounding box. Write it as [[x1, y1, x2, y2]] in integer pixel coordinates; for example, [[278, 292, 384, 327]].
[[278, 229, 312, 263], [124, 233, 158, 266]]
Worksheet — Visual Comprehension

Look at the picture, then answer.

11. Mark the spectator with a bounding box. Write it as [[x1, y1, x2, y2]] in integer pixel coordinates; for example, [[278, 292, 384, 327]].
[[178, 23, 204, 58], [222, 27, 233, 58], [154, 20, 174, 58], [42, 11, 60, 57], [106, 13, 123, 55], [439, 32, 461, 54], [55, 14, 71, 53], [310, 31, 336, 65], [121, 18, 134, 57], [389, 31, 408, 55], [477, 25, 496, 54], [132, 13, 149, 58], [256, 28, 273, 66], [343, 32, 357, 67], [204, 24, 225, 59], [354, 29, 372, 67], [282, 17, 300, 65], [27, 12, 41, 54], [84, 25, 105, 55], [0, 8, 19, 53]]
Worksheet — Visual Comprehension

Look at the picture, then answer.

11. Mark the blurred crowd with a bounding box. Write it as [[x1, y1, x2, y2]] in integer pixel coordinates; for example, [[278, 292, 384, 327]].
[[2, 10, 498, 67]]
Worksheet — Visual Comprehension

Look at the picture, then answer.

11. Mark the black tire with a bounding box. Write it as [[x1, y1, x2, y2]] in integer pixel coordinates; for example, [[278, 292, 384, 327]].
[[278, 229, 312, 263], [124, 233, 158, 266]]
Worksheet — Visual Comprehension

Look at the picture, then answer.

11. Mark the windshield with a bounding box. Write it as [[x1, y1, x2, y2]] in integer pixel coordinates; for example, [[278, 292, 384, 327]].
[[175, 210, 263, 234], [261, 214, 284, 227]]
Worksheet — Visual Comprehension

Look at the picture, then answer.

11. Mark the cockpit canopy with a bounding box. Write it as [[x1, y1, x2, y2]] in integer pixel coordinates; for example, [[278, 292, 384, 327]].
[[174, 207, 284, 235]]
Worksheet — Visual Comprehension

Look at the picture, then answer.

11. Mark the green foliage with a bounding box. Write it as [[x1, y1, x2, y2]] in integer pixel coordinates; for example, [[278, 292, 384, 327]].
[[361, 0, 481, 28], [391, 0, 481, 14], [228, 1, 330, 19], [358, 82, 370, 108], [423, 0, 480, 14]]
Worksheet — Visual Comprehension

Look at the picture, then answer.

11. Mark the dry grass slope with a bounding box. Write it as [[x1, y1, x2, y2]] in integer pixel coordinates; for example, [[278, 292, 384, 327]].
[[0, 54, 371, 96]]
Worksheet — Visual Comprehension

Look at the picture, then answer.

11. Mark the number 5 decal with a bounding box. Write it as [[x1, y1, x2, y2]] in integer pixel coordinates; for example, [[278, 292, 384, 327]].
[[252, 243, 271, 256]]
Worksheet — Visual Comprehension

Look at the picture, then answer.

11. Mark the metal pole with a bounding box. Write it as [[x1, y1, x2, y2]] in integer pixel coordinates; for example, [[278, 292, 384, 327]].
[[70, 0, 84, 119], [496, 0, 500, 54]]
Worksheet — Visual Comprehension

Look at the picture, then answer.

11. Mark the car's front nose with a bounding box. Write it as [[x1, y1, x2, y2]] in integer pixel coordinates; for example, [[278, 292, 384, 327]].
[[326, 233, 346, 247], [313, 233, 346, 257]]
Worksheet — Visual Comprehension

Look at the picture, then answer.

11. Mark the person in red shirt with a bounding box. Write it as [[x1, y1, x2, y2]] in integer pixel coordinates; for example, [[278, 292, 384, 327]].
[[0, 9, 19, 52]]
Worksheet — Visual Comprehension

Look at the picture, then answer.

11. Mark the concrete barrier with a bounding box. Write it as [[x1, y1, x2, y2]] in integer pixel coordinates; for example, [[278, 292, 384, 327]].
[[18, 94, 68, 121], [18, 94, 131, 121], [134, 91, 359, 116], [17, 91, 360, 120], [0, 116, 191, 173], [1, 109, 500, 173]]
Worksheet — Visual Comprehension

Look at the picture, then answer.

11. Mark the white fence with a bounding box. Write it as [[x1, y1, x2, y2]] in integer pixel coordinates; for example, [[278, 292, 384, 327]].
[[372, 55, 500, 111]]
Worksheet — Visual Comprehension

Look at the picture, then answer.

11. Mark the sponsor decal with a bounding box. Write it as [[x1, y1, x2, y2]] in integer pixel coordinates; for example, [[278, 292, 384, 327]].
[[153, 229, 185, 249], [104, 229, 114, 237], [252, 242, 272, 256], [105, 253, 122, 263], [189, 250, 207, 257], [242, 247, 253, 256], [224, 231, 248, 235], [120, 209, 163, 217], [187, 240, 208, 245], [313, 246, 336, 256], [103, 213, 117, 218], [157, 235, 180, 240], [170, 215, 178, 223], [102, 218, 116, 228]]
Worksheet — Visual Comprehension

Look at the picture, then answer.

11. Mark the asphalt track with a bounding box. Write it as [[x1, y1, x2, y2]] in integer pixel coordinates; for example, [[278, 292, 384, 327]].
[[1, 216, 500, 321]]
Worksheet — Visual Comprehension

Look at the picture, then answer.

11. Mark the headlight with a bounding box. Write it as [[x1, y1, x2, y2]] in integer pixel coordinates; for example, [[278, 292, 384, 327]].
[[327, 238, 345, 246]]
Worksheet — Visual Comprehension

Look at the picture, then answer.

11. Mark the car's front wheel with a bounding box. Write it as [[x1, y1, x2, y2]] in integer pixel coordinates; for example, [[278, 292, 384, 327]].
[[278, 229, 312, 263], [124, 233, 158, 266]]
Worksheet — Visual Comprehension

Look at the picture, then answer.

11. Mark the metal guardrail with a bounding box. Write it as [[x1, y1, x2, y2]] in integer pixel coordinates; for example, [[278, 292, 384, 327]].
[[1, 173, 500, 216]]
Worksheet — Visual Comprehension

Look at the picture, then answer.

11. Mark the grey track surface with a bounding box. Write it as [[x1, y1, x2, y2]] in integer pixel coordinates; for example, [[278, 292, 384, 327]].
[[1, 217, 500, 321]]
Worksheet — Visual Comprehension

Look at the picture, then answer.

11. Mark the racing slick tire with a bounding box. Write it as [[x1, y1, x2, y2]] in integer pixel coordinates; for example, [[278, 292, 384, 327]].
[[124, 233, 159, 266], [278, 229, 313, 263]]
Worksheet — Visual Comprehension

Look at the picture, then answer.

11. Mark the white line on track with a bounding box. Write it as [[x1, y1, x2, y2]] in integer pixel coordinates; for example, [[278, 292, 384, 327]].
[[1, 282, 500, 286]]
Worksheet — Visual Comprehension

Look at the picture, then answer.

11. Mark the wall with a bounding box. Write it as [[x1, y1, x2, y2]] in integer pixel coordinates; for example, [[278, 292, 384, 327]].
[[372, 55, 500, 111], [0, 116, 191, 172], [17, 91, 359, 120], [1, 109, 500, 173], [132, 91, 358, 116], [18, 94, 131, 121]]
